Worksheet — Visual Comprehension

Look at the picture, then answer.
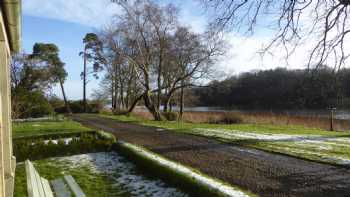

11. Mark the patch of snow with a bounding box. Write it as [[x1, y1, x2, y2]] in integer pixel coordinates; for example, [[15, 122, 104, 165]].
[[231, 146, 262, 156], [12, 117, 63, 122], [192, 128, 322, 141], [120, 141, 251, 197], [192, 128, 350, 165], [268, 145, 350, 165], [56, 152, 187, 197], [44, 138, 73, 145]]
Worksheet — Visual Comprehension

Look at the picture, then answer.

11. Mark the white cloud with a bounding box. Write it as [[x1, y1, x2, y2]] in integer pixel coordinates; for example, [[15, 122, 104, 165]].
[[23, 0, 121, 28], [217, 33, 315, 76], [23, 0, 210, 32]]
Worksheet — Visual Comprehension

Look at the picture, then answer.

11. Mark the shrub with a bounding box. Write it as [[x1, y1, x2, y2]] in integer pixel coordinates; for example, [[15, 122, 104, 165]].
[[89, 101, 104, 113], [69, 100, 85, 113], [12, 89, 54, 118], [162, 112, 178, 121], [208, 113, 243, 124], [97, 130, 117, 143], [48, 96, 66, 113], [100, 109, 113, 115], [112, 109, 129, 115], [69, 100, 104, 113]]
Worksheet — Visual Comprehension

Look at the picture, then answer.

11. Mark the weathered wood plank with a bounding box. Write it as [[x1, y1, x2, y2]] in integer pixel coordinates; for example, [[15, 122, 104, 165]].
[[64, 175, 86, 197], [25, 160, 85, 197], [25, 160, 56, 197], [33, 163, 45, 197], [0, 90, 4, 197], [25, 160, 40, 197], [41, 178, 53, 197], [51, 178, 71, 197]]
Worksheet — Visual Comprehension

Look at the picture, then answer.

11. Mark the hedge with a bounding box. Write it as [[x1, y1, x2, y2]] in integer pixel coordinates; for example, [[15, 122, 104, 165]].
[[13, 131, 116, 162]]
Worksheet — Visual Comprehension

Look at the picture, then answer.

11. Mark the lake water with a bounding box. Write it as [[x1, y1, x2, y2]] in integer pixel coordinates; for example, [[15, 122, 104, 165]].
[[133, 106, 350, 120]]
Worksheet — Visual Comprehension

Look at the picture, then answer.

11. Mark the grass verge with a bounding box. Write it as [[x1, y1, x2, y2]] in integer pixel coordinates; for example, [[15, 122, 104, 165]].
[[12, 119, 92, 138], [98, 114, 348, 136]]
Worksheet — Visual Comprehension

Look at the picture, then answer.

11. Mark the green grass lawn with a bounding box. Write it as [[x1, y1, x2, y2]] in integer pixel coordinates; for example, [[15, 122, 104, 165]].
[[99, 114, 347, 136], [12, 119, 92, 138], [99, 114, 350, 166]]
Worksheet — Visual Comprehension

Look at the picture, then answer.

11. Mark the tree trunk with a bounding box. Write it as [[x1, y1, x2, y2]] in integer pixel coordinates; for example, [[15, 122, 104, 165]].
[[126, 85, 130, 109], [127, 94, 143, 114], [59, 78, 71, 114], [83, 47, 87, 113], [126, 68, 134, 109], [126, 91, 130, 109], [163, 101, 168, 112], [169, 100, 173, 112], [143, 91, 162, 121], [179, 80, 185, 120], [157, 50, 163, 111], [163, 94, 172, 113], [120, 80, 124, 109], [163, 88, 168, 112], [157, 66, 162, 110], [111, 78, 115, 110], [114, 73, 119, 110], [142, 63, 162, 120]]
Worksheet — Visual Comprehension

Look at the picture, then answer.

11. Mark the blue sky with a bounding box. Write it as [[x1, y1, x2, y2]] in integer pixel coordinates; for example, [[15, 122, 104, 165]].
[[22, 0, 308, 100], [22, 15, 98, 100], [22, 0, 210, 100]]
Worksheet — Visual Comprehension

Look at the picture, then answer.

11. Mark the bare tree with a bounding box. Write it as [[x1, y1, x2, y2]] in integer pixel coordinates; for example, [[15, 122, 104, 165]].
[[91, 77, 112, 107], [106, 0, 180, 120], [201, 0, 350, 69], [98, 28, 143, 113], [145, 3, 178, 110], [162, 27, 224, 119], [105, 0, 225, 120]]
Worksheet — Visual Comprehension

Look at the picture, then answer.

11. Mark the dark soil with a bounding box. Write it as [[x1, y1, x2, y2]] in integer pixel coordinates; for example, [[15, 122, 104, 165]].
[[72, 114, 350, 197]]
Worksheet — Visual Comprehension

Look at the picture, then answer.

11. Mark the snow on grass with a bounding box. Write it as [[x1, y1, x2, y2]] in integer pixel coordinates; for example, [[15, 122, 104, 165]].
[[30, 138, 75, 145], [13, 117, 64, 122], [43, 138, 73, 145], [191, 128, 350, 165], [192, 128, 323, 141], [56, 152, 187, 197], [119, 141, 252, 197], [263, 144, 350, 165]]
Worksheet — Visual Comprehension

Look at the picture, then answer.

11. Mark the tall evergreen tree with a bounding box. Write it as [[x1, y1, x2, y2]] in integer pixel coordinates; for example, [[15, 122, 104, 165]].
[[80, 33, 103, 112], [31, 43, 71, 113]]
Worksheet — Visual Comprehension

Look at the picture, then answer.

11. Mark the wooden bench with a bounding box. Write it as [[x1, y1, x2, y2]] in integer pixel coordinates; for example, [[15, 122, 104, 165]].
[[25, 160, 86, 197]]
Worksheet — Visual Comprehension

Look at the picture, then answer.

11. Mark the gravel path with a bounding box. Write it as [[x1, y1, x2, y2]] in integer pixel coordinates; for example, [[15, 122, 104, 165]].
[[72, 114, 350, 197]]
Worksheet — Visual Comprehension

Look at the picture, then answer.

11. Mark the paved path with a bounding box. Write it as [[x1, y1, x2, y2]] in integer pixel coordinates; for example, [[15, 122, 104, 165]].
[[72, 114, 350, 197]]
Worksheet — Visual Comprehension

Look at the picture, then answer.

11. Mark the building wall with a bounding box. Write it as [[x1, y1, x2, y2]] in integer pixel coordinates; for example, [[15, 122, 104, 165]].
[[0, 7, 15, 197]]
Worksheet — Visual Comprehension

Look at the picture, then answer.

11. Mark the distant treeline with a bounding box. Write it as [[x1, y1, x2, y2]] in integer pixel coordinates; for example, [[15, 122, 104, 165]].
[[193, 67, 350, 109]]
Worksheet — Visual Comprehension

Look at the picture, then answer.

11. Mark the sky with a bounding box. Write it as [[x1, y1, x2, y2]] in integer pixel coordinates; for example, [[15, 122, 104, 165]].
[[22, 0, 309, 100]]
